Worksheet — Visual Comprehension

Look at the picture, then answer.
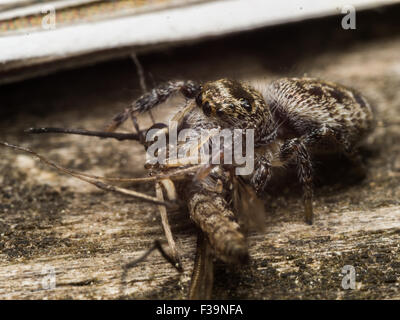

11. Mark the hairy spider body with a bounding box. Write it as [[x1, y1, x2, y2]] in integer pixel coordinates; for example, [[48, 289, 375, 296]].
[[264, 78, 374, 147], [250, 77, 374, 224], [104, 76, 374, 264]]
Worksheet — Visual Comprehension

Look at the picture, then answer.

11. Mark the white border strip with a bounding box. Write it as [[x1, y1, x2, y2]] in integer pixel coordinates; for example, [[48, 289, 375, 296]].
[[0, 0, 397, 64]]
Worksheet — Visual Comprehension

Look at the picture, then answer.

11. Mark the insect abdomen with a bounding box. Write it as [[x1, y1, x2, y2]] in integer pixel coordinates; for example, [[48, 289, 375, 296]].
[[188, 192, 249, 265]]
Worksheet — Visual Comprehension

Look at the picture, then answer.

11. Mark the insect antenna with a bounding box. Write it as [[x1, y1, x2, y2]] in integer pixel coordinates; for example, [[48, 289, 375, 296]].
[[0, 142, 176, 208], [25, 127, 143, 141]]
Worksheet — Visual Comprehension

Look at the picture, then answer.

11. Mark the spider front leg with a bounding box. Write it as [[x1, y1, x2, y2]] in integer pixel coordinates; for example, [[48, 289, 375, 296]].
[[279, 138, 314, 225], [105, 80, 201, 133], [251, 155, 272, 194]]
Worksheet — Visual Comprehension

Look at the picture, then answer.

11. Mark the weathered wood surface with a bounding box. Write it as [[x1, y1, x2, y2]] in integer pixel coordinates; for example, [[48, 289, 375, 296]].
[[1, 13, 400, 299]]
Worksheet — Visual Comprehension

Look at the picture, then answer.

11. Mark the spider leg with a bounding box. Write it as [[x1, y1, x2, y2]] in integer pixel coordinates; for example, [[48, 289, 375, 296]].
[[132, 80, 201, 114], [251, 155, 272, 194], [105, 80, 201, 133], [279, 138, 314, 225], [278, 126, 360, 225], [104, 107, 132, 133], [304, 127, 366, 179]]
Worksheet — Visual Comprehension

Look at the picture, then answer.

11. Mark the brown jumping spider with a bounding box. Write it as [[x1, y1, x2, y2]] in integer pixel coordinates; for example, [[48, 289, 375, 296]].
[[107, 76, 374, 224], [1, 76, 374, 299], [104, 76, 374, 283]]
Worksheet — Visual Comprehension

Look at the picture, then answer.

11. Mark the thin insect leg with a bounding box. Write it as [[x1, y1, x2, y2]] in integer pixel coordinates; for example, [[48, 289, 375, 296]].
[[129, 113, 146, 145], [155, 181, 182, 269], [158, 178, 177, 201], [195, 148, 226, 181], [170, 101, 196, 127], [188, 231, 214, 300], [0, 142, 175, 208], [66, 164, 203, 185], [131, 53, 148, 93], [1, 142, 201, 184], [279, 138, 314, 225], [121, 240, 183, 294], [131, 53, 155, 124]]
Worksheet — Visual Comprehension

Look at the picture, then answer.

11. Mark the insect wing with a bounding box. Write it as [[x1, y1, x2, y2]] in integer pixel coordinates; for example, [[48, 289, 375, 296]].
[[233, 176, 265, 233]]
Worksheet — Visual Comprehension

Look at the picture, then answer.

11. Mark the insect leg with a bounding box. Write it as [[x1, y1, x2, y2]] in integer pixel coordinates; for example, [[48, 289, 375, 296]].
[[155, 181, 182, 269], [131, 52, 155, 124], [121, 239, 183, 295]]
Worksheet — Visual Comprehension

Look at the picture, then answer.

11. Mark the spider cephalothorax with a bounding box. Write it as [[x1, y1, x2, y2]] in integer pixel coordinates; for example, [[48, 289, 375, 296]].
[[195, 79, 274, 135]]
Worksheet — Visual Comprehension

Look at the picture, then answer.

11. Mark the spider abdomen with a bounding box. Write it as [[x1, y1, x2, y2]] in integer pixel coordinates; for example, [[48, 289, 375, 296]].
[[264, 77, 374, 145]]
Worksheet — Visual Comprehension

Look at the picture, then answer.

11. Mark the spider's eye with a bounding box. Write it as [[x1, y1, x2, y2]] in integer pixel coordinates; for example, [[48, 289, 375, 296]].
[[195, 94, 202, 106], [240, 99, 252, 112], [202, 101, 212, 116]]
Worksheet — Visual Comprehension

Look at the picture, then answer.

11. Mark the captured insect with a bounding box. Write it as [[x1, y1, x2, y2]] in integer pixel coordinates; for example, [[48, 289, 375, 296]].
[[1, 57, 374, 298]]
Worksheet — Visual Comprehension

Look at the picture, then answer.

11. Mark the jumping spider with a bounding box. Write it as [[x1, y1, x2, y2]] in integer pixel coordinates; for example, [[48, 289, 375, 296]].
[[107, 76, 374, 225], [1, 75, 374, 299], [104, 76, 374, 281]]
